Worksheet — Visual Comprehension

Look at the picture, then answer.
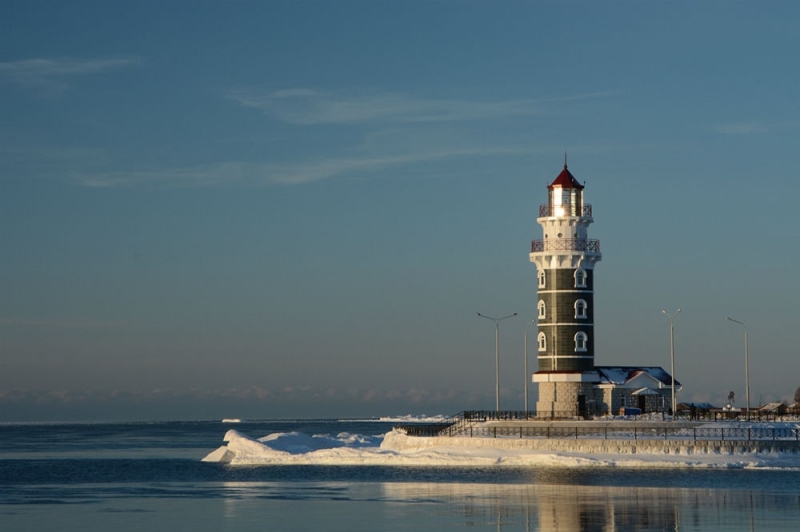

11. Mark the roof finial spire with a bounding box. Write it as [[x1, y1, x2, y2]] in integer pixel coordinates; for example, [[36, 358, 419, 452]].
[[564, 150, 568, 169]]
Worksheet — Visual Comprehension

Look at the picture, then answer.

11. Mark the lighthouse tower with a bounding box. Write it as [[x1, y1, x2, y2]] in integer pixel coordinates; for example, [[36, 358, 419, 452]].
[[530, 160, 602, 417]]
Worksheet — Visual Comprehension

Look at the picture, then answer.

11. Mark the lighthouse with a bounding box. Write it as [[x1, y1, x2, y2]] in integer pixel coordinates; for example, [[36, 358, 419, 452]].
[[530, 160, 602, 417]]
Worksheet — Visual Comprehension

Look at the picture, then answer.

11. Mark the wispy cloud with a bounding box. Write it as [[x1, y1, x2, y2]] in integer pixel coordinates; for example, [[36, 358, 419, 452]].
[[70, 86, 620, 188], [226, 88, 589, 125], [713, 122, 769, 135], [0, 57, 140, 93], [71, 144, 533, 188], [0, 318, 128, 329], [713, 120, 800, 135], [68, 136, 641, 189], [35, 85, 615, 188]]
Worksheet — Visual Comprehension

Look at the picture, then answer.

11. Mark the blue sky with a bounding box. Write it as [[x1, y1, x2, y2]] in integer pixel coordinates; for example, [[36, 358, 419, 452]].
[[2, 1, 799, 421]]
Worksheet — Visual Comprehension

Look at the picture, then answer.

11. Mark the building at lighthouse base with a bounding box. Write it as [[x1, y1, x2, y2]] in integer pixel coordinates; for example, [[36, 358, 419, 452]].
[[535, 366, 681, 417]]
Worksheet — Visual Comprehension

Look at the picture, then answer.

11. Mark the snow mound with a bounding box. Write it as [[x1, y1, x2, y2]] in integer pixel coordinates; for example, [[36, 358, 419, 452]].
[[258, 431, 379, 454]]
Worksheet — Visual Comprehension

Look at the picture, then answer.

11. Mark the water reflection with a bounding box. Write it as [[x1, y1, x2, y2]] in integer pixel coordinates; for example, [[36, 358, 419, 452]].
[[381, 482, 799, 531], [210, 480, 799, 531]]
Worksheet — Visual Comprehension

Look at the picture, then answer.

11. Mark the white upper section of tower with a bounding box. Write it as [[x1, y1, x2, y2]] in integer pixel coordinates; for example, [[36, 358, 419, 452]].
[[530, 163, 601, 270]]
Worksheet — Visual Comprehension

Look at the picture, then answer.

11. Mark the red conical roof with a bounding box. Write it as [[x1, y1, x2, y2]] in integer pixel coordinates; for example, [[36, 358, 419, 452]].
[[548, 164, 584, 189]]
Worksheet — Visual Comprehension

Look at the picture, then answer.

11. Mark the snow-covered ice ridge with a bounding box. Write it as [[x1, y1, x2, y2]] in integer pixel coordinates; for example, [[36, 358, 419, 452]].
[[202, 423, 800, 469], [339, 415, 449, 423]]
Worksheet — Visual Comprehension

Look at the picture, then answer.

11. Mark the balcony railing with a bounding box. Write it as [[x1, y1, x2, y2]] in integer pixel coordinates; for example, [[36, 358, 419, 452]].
[[531, 238, 601, 253], [539, 204, 593, 218]]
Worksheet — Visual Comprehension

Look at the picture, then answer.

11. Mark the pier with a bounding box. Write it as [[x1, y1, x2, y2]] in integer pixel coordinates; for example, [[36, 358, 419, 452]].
[[393, 411, 800, 455]]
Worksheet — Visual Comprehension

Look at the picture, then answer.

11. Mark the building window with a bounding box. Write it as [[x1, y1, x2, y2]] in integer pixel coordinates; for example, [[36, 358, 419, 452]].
[[537, 332, 546, 352], [574, 268, 587, 288], [575, 332, 588, 352], [538, 270, 546, 288], [538, 300, 546, 319], [575, 299, 588, 319]]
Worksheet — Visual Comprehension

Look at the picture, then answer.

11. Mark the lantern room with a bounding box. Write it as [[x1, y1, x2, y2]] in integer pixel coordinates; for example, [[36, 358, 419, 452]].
[[546, 163, 584, 218]]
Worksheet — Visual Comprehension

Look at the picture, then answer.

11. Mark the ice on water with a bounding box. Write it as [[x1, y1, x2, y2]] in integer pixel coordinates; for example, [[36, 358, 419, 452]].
[[202, 420, 800, 469], [201, 429, 384, 464]]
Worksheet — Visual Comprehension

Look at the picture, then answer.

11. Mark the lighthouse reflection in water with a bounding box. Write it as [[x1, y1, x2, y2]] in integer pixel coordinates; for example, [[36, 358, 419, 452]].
[[380, 480, 795, 532]]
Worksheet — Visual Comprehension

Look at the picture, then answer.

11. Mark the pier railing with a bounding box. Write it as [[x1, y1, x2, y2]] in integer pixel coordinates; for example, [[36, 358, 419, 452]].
[[439, 424, 800, 442], [394, 410, 800, 442]]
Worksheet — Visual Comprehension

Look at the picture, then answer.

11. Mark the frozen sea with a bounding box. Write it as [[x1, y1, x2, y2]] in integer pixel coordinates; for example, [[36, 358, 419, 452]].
[[3, 418, 800, 531]]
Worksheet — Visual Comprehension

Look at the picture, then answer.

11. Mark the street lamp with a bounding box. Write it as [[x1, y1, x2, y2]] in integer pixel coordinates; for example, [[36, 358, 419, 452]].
[[476, 312, 518, 412], [661, 308, 681, 419], [524, 319, 537, 415], [726, 316, 750, 421]]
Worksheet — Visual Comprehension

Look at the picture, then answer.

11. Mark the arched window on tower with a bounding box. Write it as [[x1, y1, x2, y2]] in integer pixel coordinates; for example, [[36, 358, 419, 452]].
[[574, 299, 588, 319], [574, 268, 587, 288], [575, 332, 588, 352], [537, 332, 546, 352], [538, 300, 546, 319], [538, 269, 546, 288]]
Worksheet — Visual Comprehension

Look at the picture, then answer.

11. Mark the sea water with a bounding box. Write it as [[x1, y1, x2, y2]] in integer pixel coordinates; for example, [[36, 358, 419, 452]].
[[2, 419, 800, 531]]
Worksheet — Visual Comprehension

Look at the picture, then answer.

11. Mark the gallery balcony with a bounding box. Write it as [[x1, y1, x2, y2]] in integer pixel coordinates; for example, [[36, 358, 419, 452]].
[[531, 238, 601, 253], [539, 204, 593, 218]]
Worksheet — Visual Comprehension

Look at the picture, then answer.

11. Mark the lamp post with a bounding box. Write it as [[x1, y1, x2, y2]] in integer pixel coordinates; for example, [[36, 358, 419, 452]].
[[524, 319, 537, 415], [661, 308, 681, 419], [476, 312, 517, 412], [726, 316, 750, 421]]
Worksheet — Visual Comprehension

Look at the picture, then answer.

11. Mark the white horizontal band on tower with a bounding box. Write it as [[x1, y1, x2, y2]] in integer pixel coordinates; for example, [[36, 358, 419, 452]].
[[536, 290, 594, 295], [538, 323, 595, 327]]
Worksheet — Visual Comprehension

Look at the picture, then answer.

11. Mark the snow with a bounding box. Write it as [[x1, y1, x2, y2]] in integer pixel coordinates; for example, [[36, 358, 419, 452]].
[[377, 414, 449, 423], [201, 423, 800, 469], [340, 415, 450, 423]]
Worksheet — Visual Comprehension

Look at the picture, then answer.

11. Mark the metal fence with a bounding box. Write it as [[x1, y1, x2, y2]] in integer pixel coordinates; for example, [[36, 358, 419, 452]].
[[438, 424, 800, 442], [394, 410, 800, 442]]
